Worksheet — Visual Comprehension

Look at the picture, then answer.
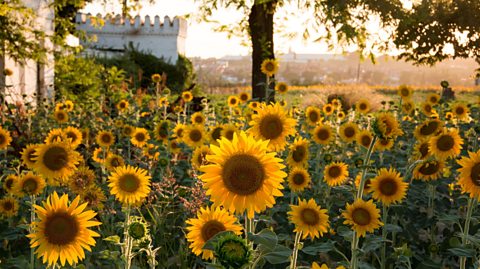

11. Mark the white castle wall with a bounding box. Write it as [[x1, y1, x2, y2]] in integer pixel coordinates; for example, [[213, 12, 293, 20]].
[[76, 13, 187, 63]]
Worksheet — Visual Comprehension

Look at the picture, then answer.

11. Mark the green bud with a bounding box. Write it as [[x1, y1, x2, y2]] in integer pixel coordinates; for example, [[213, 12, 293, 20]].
[[214, 233, 251, 269]]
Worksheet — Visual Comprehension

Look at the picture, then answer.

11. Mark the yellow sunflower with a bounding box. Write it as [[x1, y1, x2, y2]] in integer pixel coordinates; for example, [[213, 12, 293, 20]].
[[117, 100, 129, 112], [184, 125, 206, 148], [356, 99, 371, 114], [323, 104, 334, 115], [227, 96, 240, 107], [337, 111, 346, 120], [68, 166, 96, 194], [0, 196, 19, 217], [428, 128, 463, 160], [27, 192, 101, 266], [401, 99, 415, 115], [375, 138, 394, 151], [370, 168, 408, 206], [414, 139, 431, 160], [421, 102, 435, 116], [92, 147, 110, 164], [289, 198, 329, 239], [457, 150, 480, 199], [354, 173, 372, 193], [105, 154, 125, 171], [131, 128, 150, 148], [169, 139, 181, 154], [21, 144, 38, 169], [357, 130, 374, 149], [305, 106, 322, 126], [414, 119, 444, 140], [33, 141, 80, 180], [324, 162, 349, 187], [288, 167, 311, 192], [208, 124, 224, 145], [398, 85, 413, 99], [154, 120, 170, 142], [239, 92, 251, 103], [3, 174, 18, 194], [0, 126, 12, 150], [219, 124, 237, 141], [186, 206, 243, 260], [199, 132, 286, 218], [191, 112, 206, 125], [445, 112, 454, 121], [96, 131, 115, 148], [182, 91, 194, 102], [413, 159, 444, 181], [122, 125, 135, 137], [342, 199, 383, 237], [80, 185, 106, 209], [426, 93, 440, 105], [53, 110, 69, 123], [339, 122, 359, 143], [44, 128, 68, 144], [13, 172, 46, 197], [312, 124, 334, 145], [108, 165, 151, 205], [173, 123, 187, 141], [248, 103, 297, 151], [275, 82, 289, 94], [451, 103, 469, 121], [375, 112, 404, 138], [64, 100, 74, 112], [287, 137, 310, 168], [63, 127, 83, 148], [260, 58, 279, 77], [248, 101, 261, 111], [191, 145, 212, 169]]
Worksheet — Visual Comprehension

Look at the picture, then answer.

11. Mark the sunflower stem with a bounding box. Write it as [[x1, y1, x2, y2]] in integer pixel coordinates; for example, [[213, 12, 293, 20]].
[[460, 197, 476, 269], [124, 205, 133, 269], [356, 136, 377, 200], [381, 204, 389, 269], [29, 195, 36, 269], [290, 231, 302, 269], [350, 234, 359, 269]]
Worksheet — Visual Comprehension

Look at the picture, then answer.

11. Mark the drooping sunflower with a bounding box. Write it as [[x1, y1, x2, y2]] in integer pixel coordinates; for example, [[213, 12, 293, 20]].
[[287, 137, 309, 168], [305, 106, 322, 126], [21, 144, 38, 169], [357, 130, 374, 149], [288, 167, 311, 192], [33, 141, 80, 180], [398, 85, 413, 99], [199, 132, 286, 218], [96, 131, 115, 148], [154, 120, 170, 142], [457, 150, 480, 199], [186, 206, 243, 260], [184, 125, 206, 148], [13, 172, 46, 197], [414, 139, 431, 160], [428, 128, 463, 160], [275, 82, 289, 94], [374, 112, 404, 138], [63, 127, 83, 148], [80, 185, 107, 209], [131, 128, 150, 148], [322, 104, 334, 115], [413, 159, 444, 181], [370, 168, 408, 206], [260, 58, 279, 77], [3, 174, 18, 194], [191, 145, 212, 169], [182, 91, 194, 102], [248, 103, 297, 151], [208, 124, 224, 145], [27, 192, 101, 267], [238, 92, 251, 103], [117, 99, 129, 112], [356, 99, 371, 114], [172, 123, 186, 141], [426, 93, 440, 105], [289, 198, 329, 239], [375, 137, 394, 151], [401, 99, 415, 115], [0, 196, 19, 217], [191, 112, 206, 125], [312, 124, 334, 145], [221, 124, 239, 141], [414, 119, 444, 140], [105, 154, 125, 171], [339, 122, 359, 143], [227, 96, 239, 107], [451, 103, 469, 121], [108, 165, 151, 205], [0, 126, 12, 150], [68, 166, 96, 194], [342, 199, 383, 237], [324, 162, 349, 187]]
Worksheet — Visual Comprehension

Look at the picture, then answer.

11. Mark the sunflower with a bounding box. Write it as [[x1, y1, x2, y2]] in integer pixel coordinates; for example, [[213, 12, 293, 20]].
[[287, 137, 310, 168], [322, 104, 334, 115], [260, 58, 279, 77], [375, 138, 394, 151], [457, 150, 480, 199], [401, 99, 415, 115], [208, 124, 224, 145], [0, 126, 12, 150], [182, 91, 193, 102], [370, 168, 408, 206], [186, 206, 243, 260], [356, 99, 371, 114], [191, 145, 212, 169], [27, 192, 101, 266], [414, 139, 431, 160], [413, 159, 444, 181], [420, 103, 434, 117], [96, 131, 115, 148], [199, 132, 286, 218], [81, 185, 106, 209], [248, 101, 260, 111], [105, 154, 125, 171], [414, 119, 443, 140], [92, 147, 110, 164], [169, 139, 181, 154], [451, 103, 469, 121], [13, 172, 46, 197], [324, 162, 349, 187], [357, 130, 374, 149], [53, 110, 69, 123], [3, 174, 18, 194], [375, 112, 404, 138], [63, 127, 83, 148], [68, 166, 96, 194], [445, 112, 454, 121], [289, 198, 329, 239], [44, 128, 68, 144], [248, 103, 297, 151], [154, 120, 170, 141], [33, 141, 80, 180], [55, 103, 65, 112], [0, 196, 19, 217], [238, 92, 251, 103], [312, 124, 334, 145], [21, 144, 38, 169], [117, 100, 129, 111], [305, 106, 322, 126], [428, 128, 463, 160], [337, 111, 346, 120], [131, 128, 150, 148], [426, 93, 440, 105], [190, 112, 206, 125], [143, 144, 159, 160], [108, 165, 151, 205], [227, 96, 239, 107], [184, 125, 206, 148], [398, 85, 413, 99], [339, 122, 359, 143], [288, 167, 311, 192], [354, 173, 372, 193], [173, 123, 186, 141], [122, 125, 135, 137], [275, 82, 289, 94], [343, 199, 383, 237]]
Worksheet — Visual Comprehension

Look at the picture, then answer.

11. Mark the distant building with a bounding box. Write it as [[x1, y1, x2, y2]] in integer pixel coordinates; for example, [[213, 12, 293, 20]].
[[76, 13, 187, 63]]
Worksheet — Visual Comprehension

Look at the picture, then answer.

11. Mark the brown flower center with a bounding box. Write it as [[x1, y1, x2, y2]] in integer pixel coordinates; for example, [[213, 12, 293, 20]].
[[118, 174, 140, 193], [361, 135, 372, 147], [436, 135, 454, 151], [42, 146, 69, 171], [0, 134, 6, 145], [455, 106, 465, 115], [352, 208, 371, 226], [419, 143, 430, 158], [44, 211, 79, 245], [315, 128, 330, 141], [308, 111, 319, 122], [470, 163, 480, 186], [300, 208, 320, 226], [328, 165, 342, 178], [3, 201, 13, 211], [101, 134, 112, 144], [259, 115, 284, 140], [400, 88, 410, 97], [419, 121, 439, 136], [359, 103, 367, 110], [22, 178, 38, 194], [418, 161, 440, 176], [292, 146, 307, 162], [189, 129, 202, 142], [343, 127, 356, 138], [222, 154, 265, 195], [135, 132, 146, 142], [201, 220, 226, 241], [292, 173, 306, 185], [379, 178, 398, 196], [224, 130, 235, 141]]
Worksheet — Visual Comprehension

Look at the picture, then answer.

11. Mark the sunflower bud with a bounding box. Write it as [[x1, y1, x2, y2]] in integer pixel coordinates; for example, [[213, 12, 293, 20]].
[[162, 88, 171, 95], [128, 217, 149, 241], [151, 74, 162, 83], [214, 233, 251, 269]]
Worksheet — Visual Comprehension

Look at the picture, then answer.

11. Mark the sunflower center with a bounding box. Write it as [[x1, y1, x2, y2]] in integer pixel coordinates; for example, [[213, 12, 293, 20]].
[[265, 62, 275, 72], [201, 220, 226, 241], [101, 134, 112, 144], [308, 111, 319, 122], [328, 166, 341, 178], [292, 146, 306, 162], [5, 178, 14, 190], [259, 115, 284, 140], [292, 173, 306, 185], [470, 163, 480, 186], [436, 135, 454, 151], [3, 201, 13, 211], [420, 121, 439, 136], [42, 146, 69, 171], [118, 174, 140, 193], [56, 112, 66, 121], [119, 102, 126, 109], [359, 103, 367, 110], [344, 127, 356, 138], [401, 89, 409, 97], [424, 104, 432, 113], [44, 211, 79, 245], [352, 208, 371, 226], [361, 135, 372, 147], [158, 124, 169, 139], [23, 178, 38, 194], [230, 99, 237, 105], [419, 162, 440, 175], [135, 132, 146, 142], [66, 132, 78, 142], [455, 107, 465, 115], [300, 208, 320, 226], [222, 154, 266, 195], [110, 158, 122, 167], [225, 130, 235, 140], [379, 178, 398, 196], [419, 143, 429, 158], [325, 106, 332, 113], [316, 128, 330, 141], [194, 116, 203, 124], [0, 135, 5, 145], [189, 129, 202, 142]]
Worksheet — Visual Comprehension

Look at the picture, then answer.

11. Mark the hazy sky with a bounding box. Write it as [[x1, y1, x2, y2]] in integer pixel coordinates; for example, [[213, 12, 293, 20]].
[[82, 0, 337, 58]]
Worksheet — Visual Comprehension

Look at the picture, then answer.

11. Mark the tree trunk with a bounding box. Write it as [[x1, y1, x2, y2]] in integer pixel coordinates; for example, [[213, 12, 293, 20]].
[[248, 1, 276, 102]]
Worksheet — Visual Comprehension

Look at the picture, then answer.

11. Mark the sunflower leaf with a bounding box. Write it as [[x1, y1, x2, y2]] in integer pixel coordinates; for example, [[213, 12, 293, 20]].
[[249, 228, 278, 252]]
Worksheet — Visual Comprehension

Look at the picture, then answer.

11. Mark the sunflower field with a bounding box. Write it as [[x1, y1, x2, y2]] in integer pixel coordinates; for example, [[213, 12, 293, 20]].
[[0, 62, 480, 269]]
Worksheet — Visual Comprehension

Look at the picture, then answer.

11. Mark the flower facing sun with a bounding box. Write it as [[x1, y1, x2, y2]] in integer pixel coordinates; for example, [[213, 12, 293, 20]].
[[312, 124, 334, 145], [305, 106, 322, 126], [370, 168, 408, 206], [288, 167, 311, 192], [0, 126, 12, 150], [131, 128, 150, 148], [96, 131, 115, 148], [457, 150, 480, 199], [356, 99, 371, 114], [33, 141, 80, 180], [21, 144, 38, 169], [0, 196, 19, 217], [260, 58, 279, 77], [324, 162, 349, 187], [13, 172, 46, 197], [199, 132, 286, 218], [287, 137, 310, 168], [108, 165, 151, 205], [288, 198, 329, 239], [343, 199, 383, 237], [339, 122, 359, 143], [428, 128, 463, 160], [27, 192, 101, 266]]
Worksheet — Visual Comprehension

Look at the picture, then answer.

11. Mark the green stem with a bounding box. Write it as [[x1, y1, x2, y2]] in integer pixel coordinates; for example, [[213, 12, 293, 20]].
[[290, 231, 302, 269], [356, 136, 377, 200], [124, 205, 132, 269], [29, 195, 36, 269], [460, 197, 476, 269], [351, 234, 359, 269], [381, 204, 388, 269]]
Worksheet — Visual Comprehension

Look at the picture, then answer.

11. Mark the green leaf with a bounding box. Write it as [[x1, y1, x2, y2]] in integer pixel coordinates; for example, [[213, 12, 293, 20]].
[[301, 241, 335, 255], [362, 236, 384, 252], [385, 224, 402, 233], [103, 235, 121, 244], [203, 231, 233, 251], [264, 245, 292, 265], [249, 229, 278, 252], [447, 247, 476, 257]]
